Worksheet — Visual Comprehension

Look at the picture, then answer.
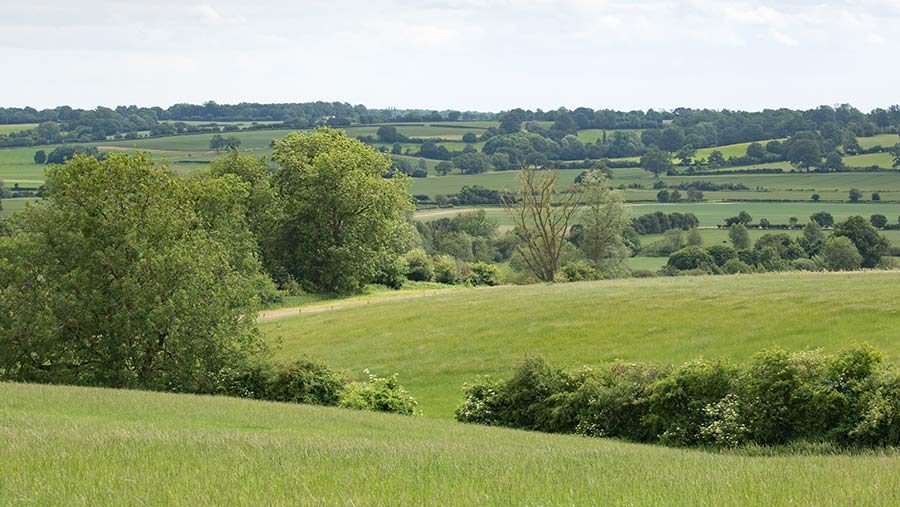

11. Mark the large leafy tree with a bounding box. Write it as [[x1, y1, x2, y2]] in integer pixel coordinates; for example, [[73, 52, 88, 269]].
[[0, 153, 264, 390], [834, 216, 890, 268], [270, 128, 413, 293]]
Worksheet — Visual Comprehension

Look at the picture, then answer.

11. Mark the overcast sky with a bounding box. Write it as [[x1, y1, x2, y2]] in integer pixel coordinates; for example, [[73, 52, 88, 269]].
[[3, 0, 898, 112]]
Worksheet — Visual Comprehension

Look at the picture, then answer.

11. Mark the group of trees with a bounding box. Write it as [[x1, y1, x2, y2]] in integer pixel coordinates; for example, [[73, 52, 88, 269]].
[[0, 129, 421, 401], [663, 214, 891, 276]]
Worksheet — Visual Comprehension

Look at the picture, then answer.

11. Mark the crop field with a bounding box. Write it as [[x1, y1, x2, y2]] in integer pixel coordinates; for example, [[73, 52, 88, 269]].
[[261, 271, 900, 418], [7, 382, 900, 505]]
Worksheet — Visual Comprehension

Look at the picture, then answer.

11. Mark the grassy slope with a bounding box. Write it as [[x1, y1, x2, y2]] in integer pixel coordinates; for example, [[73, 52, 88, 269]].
[[5, 382, 900, 506], [261, 272, 900, 418]]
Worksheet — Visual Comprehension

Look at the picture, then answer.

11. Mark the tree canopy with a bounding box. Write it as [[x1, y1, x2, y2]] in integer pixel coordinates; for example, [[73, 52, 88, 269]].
[[269, 128, 413, 293]]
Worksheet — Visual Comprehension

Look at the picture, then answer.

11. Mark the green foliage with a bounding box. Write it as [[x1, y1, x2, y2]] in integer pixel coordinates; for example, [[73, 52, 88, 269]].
[[403, 248, 434, 282], [270, 128, 413, 293], [834, 215, 890, 268], [576, 171, 629, 274], [458, 346, 900, 449], [641, 148, 673, 177], [0, 153, 264, 391], [560, 260, 599, 282], [667, 245, 715, 272], [818, 236, 863, 271], [267, 358, 348, 405], [467, 261, 501, 286], [722, 258, 753, 274], [339, 370, 418, 415], [433, 254, 462, 284], [728, 223, 751, 249]]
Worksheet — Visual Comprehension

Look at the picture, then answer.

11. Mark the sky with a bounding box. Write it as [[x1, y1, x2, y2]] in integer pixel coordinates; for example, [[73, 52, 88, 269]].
[[2, 0, 899, 112]]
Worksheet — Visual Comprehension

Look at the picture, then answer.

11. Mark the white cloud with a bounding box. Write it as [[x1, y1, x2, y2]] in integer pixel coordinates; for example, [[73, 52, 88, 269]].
[[0, 0, 898, 110]]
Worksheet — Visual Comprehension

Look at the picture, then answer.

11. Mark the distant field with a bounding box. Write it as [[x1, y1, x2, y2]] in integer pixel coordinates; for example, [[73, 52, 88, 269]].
[[693, 139, 784, 160], [858, 134, 900, 150], [261, 271, 900, 419], [576, 128, 643, 143], [0, 123, 38, 135], [7, 382, 900, 505], [0, 197, 36, 218], [414, 202, 900, 229], [411, 166, 900, 201]]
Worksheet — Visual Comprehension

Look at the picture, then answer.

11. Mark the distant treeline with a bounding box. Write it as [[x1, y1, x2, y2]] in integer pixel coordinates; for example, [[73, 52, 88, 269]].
[[2, 102, 900, 153]]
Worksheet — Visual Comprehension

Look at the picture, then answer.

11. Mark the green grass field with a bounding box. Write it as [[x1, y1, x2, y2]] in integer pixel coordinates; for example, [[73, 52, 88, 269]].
[[0, 123, 38, 135], [414, 202, 900, 229], [858, 134, 900, 150], [0, 198, 36, 218], [261, 271, 900, 418], [7, 382, 900, 505]]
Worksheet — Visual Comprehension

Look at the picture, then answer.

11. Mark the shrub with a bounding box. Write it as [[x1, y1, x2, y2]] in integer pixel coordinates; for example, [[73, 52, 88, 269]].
[[339, 370, 418, 415], [667, 246, 715, 272], [706, 245, 736, 267], [403, 248, 434, 282], [792, 258, 819, 271], [467, 261, 501, 286], [644, 359, 737, 446], [818, 236, 863, 271], [561, 260, 598, 282], [433, 254, 461, 284], [267, 358, 347, 406], [458, 346, 900, 450], [372, 256, 407, 289]]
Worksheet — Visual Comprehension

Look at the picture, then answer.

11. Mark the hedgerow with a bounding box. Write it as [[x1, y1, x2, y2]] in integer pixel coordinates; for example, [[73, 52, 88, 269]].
[[456, 345, 900, 448]]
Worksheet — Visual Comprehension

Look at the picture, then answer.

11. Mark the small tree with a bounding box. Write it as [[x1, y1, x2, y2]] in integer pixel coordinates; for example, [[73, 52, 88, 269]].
[[576, 171, 629, 274], [818, 237, 863, 271], [641, 148, 673, 177], [729, 223, 750, 250], [503, 166, 581, 282], [870, 214, 888, 229], [891, 143, 900, 169], [657, 189, 670, 203], [811, 193, 820, 202], [686, 228, 703, 246], [686, 188, 704, 202], [670, 190, 682, 203], [33, 150, 46, 164], [707, 150, 726, 169], [848, 188, 862, 202], [872, 192, 881, 201], [810, 211, 835, 228]]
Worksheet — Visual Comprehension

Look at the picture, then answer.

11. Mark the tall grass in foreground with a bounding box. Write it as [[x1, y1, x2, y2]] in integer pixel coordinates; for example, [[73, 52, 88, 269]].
[[3, 382, 900, 506]]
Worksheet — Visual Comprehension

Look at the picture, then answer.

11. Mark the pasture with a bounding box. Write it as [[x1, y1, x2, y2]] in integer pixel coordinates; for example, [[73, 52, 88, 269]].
[[6, 382, 900, 505], [414, 202, 900, 229], [0, 123, 38, 135], [261, 271, 900, 418]]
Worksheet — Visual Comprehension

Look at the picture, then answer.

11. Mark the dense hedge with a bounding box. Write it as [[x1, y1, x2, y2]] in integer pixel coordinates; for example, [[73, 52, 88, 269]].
[[214, 357, 418, 415], [456, 346, 900, 448]]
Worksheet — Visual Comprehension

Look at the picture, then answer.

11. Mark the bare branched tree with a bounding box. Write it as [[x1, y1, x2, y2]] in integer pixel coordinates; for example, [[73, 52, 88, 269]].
[[502, 165, 581, 282]]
